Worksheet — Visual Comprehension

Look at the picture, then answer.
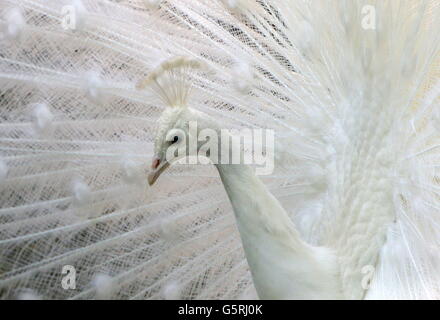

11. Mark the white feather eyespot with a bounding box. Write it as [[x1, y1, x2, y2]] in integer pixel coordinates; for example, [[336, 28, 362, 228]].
[[159, 217, 179, 242], [1, 8, 26, 40], [68, 0, 87, 31], [71, 178, 92, 207], [121, 158, 144, 185], [161, 281, 181, 300], [92, 273, 115, 300], [231, 60, 253, 94], [31, 103, 54, 135], [84, 71, 105, 104]]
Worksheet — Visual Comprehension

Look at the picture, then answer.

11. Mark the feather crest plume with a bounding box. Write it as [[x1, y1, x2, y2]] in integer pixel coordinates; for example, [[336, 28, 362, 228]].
[[137, 57, 205, 108]]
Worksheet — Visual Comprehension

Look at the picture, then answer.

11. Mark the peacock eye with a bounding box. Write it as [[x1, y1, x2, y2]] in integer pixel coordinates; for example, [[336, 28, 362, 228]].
[[172, 135, 179, 144]]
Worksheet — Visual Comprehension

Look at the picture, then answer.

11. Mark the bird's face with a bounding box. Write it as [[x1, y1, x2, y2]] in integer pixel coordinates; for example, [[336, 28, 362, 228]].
[[148, 107, 193, 185]]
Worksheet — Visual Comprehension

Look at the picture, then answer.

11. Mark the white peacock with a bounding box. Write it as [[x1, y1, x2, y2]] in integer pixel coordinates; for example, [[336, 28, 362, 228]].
[[0, 0, 439, 300]]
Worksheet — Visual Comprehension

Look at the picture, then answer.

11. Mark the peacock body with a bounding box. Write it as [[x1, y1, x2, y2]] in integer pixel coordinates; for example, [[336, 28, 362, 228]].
[[0, 0, 439, 300]]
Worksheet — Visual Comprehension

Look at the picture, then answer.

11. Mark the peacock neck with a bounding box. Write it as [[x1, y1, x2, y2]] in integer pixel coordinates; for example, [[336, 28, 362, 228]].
[[214, 163, 343, 299], [215, 163, 304, 247]]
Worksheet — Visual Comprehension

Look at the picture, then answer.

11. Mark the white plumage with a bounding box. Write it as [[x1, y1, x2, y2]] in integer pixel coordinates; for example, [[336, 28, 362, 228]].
[[91, 273, 115, 299], [0, 0, 439, 300]]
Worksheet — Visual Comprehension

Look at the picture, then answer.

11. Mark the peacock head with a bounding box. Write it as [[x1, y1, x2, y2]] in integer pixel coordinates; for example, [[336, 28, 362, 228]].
[[147, 105, 201, 186], [137, 57, 215, 186]]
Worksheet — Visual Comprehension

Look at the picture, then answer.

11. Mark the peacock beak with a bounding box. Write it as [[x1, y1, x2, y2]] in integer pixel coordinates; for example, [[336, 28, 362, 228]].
[[148, 157, 170, 186]]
